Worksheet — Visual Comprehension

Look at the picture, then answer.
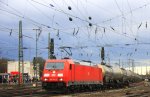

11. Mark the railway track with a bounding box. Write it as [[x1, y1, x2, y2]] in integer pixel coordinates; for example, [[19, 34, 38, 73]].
[[0, 82, 149, 97], [0, 82, 42, 97], [0, 84, 69, 97], [123, 90, 150, 97], [0, 86, 41, 97], [122, 82, 150, 97]]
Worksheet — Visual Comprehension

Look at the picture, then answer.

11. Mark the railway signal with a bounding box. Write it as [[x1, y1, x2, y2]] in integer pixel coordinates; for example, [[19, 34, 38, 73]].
[[101, 47, 105, 65]]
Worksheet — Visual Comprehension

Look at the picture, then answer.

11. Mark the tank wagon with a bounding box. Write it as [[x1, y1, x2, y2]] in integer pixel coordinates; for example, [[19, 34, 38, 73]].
[[42, 59, 103, 91], [97, 64, 142, 87]]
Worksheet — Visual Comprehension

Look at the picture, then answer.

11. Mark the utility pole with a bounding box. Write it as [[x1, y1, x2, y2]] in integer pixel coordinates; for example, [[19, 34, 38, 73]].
[[106, 52, 110, 66], [108, 53, 110, 66], [131, 59, 134, 72], [146, 64, 148, 75], [122, 61, 124, 68], [128, 59, 134, 72], [18, 20, 24, 85], [36, 30, 38, 82], [128, 59, 131, 70], [33, 28, 41, 86], [48, 33, 50, 59], [141, 64, 142, 75], [119, 59, 120, 67]]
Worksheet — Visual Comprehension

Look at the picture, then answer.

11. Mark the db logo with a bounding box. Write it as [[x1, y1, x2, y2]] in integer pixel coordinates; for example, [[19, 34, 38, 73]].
[[52, 74, 56, 76]]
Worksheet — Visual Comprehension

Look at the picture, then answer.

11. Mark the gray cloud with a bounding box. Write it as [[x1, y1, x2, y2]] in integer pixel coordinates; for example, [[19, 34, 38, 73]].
[[0, 0, 150, 64]]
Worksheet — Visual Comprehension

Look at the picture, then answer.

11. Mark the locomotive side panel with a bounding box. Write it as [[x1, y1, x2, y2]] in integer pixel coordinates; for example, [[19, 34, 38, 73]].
[[42, 59, 103, 90], [68, 64, 103, 86]]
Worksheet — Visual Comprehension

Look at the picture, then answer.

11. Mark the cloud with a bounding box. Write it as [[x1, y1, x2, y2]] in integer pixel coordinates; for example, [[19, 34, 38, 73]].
[[0, 0, 150, 65]]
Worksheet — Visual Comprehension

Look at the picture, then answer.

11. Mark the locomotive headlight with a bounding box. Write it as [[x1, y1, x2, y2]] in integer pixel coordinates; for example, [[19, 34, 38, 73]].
[[58, 78, 63, 81], [58, 73, 63, 77], [44, 78, 48, 81], [44, 73, 50, 77]]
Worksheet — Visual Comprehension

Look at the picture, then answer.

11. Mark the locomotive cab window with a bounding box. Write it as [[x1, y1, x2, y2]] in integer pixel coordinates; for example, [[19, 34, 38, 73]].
[[45, 62, 64, 70]]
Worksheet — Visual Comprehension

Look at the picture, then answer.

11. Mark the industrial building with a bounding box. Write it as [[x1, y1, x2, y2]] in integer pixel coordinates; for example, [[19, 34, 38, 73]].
[[7, 61, 34, 78], [0, 58, 8, 73], [126, 66, 150, 75]]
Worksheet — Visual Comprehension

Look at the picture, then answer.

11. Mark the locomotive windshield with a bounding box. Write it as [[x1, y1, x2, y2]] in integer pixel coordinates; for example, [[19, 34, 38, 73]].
[[45, 62, 64, 70]]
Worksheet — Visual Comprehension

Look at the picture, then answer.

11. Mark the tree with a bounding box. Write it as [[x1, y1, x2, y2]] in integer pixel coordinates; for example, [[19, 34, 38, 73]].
[[0, 57, 12, 73], [32, 57, 45, 77]]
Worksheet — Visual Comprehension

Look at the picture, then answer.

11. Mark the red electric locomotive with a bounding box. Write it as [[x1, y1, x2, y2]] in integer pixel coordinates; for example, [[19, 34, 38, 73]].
[[42, 59, 103, 91]]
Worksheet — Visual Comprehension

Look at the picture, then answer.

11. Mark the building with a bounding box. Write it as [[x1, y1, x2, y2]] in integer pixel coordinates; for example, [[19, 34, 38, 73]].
[[126, 66, 150, 75], [0, 58, 8, 73], [7, 61, 34, 78]]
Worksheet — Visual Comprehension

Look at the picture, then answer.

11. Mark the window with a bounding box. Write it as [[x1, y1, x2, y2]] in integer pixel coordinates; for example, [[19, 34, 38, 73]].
[[70, 64, 72, 70], [45, 62, 64, 70]]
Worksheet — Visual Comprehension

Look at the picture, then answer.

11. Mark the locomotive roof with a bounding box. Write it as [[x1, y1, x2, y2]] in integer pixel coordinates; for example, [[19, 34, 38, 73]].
[[73, 59, 95, 66]]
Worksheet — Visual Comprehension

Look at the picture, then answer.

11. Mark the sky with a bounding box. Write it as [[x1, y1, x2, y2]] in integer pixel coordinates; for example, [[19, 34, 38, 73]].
[[0, 0, 150, 66]]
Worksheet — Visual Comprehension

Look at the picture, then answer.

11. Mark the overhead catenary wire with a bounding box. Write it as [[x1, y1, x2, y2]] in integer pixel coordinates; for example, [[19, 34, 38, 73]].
[[0, 0, 150, 62], [2, 0, 150, 32], [26, 0, 62, 28], [0, 1, 57, 30], [1, 0, 148, 42], [0, 0, 94, 42], [29, 0, 150, 41]]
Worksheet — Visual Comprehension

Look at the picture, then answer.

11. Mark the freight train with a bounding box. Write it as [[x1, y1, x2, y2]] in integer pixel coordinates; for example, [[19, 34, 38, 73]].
[[42, 58, 142, 91]]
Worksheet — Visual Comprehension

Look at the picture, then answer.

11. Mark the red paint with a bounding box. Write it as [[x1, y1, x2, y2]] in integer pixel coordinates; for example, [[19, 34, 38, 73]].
[[42, 59, 103, 87]]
